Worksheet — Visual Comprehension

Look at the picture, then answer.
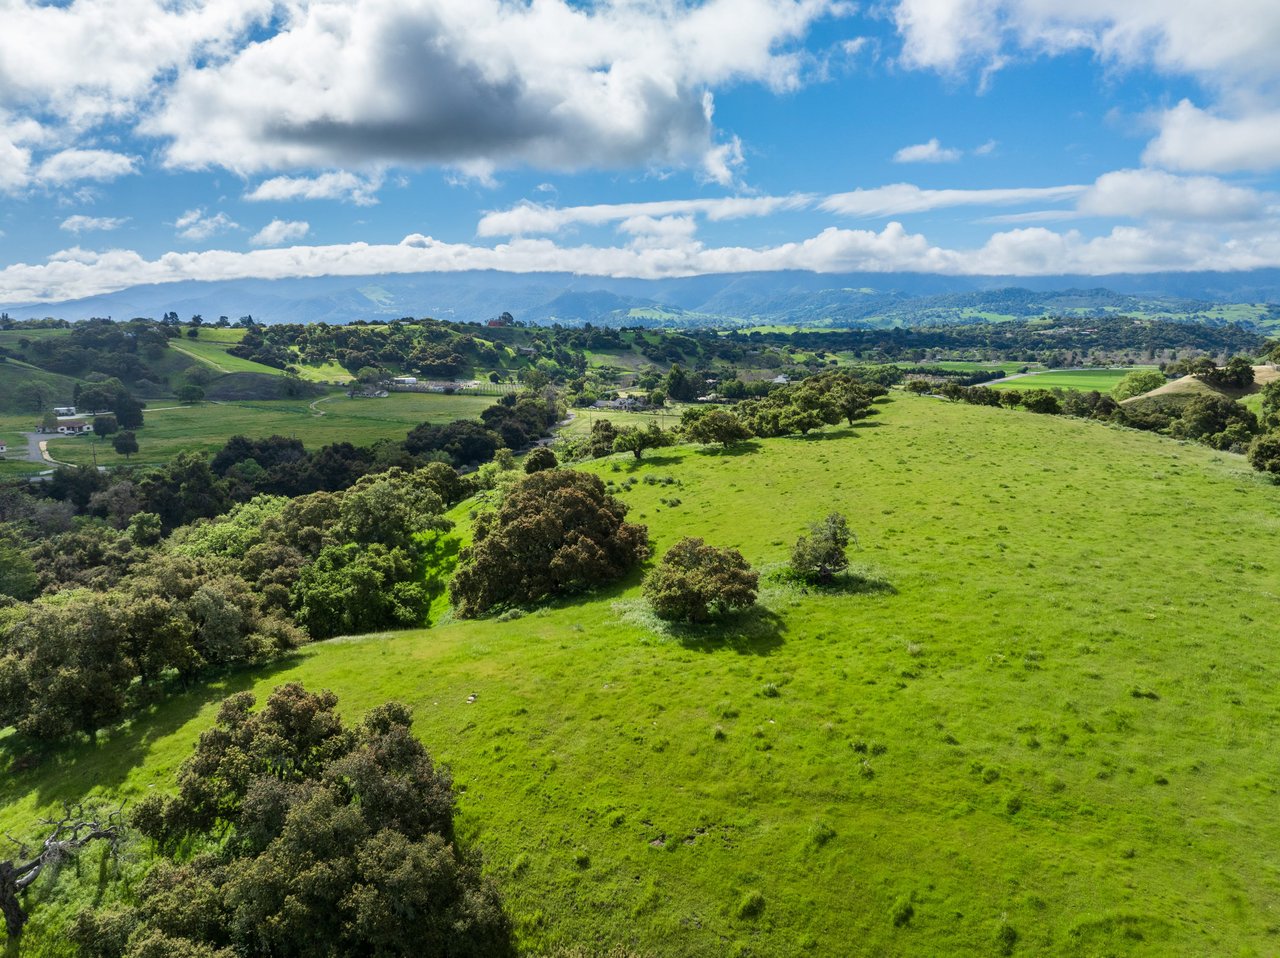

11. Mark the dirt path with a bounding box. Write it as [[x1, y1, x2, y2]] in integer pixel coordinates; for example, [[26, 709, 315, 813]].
[[309, 395, 338, 417], [20, 432, 75, 466], [169, 342, 230, 373]]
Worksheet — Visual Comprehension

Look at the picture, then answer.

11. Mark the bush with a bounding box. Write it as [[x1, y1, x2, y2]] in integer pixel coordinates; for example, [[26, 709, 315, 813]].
[[102, 684, 513, 958], [790, 512, 853, 584], [643, 537, 758, 623], [1248, 431, 1280, 479], [523, 446, 558, 473], [450, 470, 649, 616]]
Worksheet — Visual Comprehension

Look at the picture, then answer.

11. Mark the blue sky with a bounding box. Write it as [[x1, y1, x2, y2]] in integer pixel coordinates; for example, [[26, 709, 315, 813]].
[[2, 0, 1280, 304]]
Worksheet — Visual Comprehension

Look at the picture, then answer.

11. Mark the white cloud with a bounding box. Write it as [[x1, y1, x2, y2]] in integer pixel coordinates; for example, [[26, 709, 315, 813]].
[[60, 215, 129, 233], [890, 0, 1280, 88], [1077, 168, 1269, 221], [893, 138, 963, 163], [0, 0, 273, 126], [8, 218, 1280, 305], [175, 208, 240, 241], [1143, 100, 1280, 173], [888, 2, 1280, 173], [618, 215, 700, 250], [478, 195, 814, 237], [144, 0, 844, 180], [250, 219, 311, 246], [35, 149, 136, 186], [822, 183, 1085, 216], [245, 171, 383, 206]]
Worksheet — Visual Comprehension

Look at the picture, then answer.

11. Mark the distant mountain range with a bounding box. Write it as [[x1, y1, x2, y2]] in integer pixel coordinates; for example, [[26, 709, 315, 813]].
[[5, 269, 1280, 330]]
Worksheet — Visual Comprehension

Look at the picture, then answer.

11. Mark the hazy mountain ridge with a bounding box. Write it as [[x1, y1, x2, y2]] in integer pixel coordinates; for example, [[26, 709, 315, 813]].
[[5, 269, 1280, 329]]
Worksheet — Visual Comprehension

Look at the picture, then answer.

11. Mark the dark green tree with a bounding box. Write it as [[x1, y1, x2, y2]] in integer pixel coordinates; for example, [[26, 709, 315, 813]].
[[450, 470, 648, 617], [523, 446, 558, 473], [112, 431, 139, 458], [790, 513, 853, 584], [643, 537, 758, 623], [95, 685, 512, 958], [683, 408, 753, 450]]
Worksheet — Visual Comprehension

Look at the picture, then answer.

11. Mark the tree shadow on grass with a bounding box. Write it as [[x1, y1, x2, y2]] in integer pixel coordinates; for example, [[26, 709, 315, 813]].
[[662, 605, 786, 656], [770, 568, 897, 598], [0, 655, 303, 810], [694, 441, 762, 457], [619, 454, 684, 471]]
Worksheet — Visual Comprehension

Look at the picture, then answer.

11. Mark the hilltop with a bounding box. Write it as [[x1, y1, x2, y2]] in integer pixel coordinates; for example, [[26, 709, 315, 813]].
[[4, 396, 1279, 956]]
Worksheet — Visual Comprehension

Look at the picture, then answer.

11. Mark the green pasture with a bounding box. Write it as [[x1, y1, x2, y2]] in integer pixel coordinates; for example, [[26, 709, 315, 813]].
[[6, 398, 1280, 955], [178, 332, 353, 383], [46, 392, 496, 468], [898, 361, 1035, 375], [989, 367, 1158, 392]]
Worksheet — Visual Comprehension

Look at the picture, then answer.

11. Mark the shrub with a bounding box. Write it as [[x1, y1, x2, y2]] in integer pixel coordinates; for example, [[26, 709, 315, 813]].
[[643, 537, 758, 623], [790, 512, 853, 584], [101, 685, 513, 958], [1248, 431, 1280, 479], [523, 446, 558, 473], [450, 470, 649, 616]]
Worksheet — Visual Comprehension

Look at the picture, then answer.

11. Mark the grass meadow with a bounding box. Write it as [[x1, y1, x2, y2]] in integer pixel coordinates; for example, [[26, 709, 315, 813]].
[[989, 368, 1158, 392], [4, 397, 1280, 955], [44, 392, 496, 468]]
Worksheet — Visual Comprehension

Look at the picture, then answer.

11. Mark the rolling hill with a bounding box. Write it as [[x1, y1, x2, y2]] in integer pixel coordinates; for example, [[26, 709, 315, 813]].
[[5, 396, 1280, 956]]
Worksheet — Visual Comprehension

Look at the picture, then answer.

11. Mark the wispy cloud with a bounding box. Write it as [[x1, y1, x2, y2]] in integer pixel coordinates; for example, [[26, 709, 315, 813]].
[[175, 208, 239, 241], [477, 195, 814, 237], [60, 215, 129, 233], [893, 138, 963, 163], [245, 171, 383, 206]]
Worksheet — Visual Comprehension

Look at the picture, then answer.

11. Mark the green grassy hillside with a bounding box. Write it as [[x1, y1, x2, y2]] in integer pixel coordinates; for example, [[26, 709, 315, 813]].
[[989, 367, 1156, 392], [4, 397, 1280, 956], [43, 392, 497, 468]]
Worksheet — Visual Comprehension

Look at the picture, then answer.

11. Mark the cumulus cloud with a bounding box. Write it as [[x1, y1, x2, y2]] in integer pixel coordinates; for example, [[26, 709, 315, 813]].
[[35, 149, 137, 186], [60, 215, 129, 233], [0, 0, 273, 126], [893, 138, 963, 163], [250, 219, 311, 246], [244, 171, 384, 206], [477, 195, 814, 237], [1077, 168, 1270, 221], [176, 208, 240, 241], [144, 0, 843, 180], [888, 2, 1280, 172], [891, 0, 1280, 86], [1143, 101, 1280, 173], [7, 218, 1280, 305]]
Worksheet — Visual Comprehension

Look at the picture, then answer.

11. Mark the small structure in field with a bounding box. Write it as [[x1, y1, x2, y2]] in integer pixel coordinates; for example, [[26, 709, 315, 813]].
[[56, 420, 93, 435]]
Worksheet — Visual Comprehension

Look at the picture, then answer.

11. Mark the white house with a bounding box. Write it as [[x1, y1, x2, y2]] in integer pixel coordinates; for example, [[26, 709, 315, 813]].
[[56, 420, 93, 435], [392, 376, 418, 385], [53, 406, 77, 416]]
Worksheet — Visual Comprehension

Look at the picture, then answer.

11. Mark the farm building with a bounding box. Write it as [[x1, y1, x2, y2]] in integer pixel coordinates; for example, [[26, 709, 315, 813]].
[[0, 442, 7, 455], [55, 420, 93, 435], [53, 406, 77, 416], [392, 376, 418, 385]]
